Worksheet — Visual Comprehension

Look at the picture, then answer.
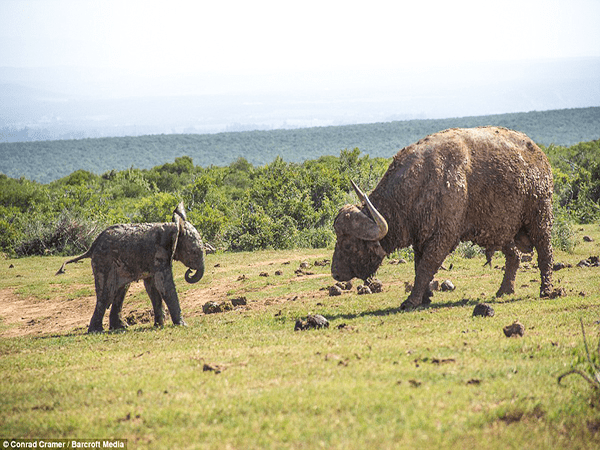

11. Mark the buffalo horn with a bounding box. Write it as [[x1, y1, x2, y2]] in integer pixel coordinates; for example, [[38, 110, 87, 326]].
[[351, 180, 388, 241]]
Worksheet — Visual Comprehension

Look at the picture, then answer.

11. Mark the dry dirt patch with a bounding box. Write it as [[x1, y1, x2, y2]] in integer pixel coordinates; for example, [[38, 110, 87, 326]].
[[0, 266, 332, 337]]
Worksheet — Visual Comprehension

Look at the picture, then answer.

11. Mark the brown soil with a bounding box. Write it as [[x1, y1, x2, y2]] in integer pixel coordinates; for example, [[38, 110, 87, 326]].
[[0, 259, 333, 338]]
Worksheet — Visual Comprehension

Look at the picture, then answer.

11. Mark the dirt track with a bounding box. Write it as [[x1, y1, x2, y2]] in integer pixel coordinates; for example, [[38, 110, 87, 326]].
[[0, 262, 332, 338]]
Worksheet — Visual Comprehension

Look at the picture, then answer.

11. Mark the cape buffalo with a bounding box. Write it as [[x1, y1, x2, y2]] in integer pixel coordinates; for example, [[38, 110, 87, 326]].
[[331, 127, 554, 310]]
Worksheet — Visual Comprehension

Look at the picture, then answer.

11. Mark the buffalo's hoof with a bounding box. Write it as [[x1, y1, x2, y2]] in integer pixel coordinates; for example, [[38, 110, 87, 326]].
[[400, 300, 420, 311], [495, 286, 515, 297]]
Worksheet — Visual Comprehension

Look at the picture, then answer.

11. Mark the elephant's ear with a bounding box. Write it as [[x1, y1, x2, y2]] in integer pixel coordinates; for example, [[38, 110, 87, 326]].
[[170, 214, 185, 262], [173, 201, 187, 222]]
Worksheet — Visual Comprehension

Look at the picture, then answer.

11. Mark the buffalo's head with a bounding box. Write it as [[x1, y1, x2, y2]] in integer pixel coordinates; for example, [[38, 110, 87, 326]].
[[331, 181, 389, 282]]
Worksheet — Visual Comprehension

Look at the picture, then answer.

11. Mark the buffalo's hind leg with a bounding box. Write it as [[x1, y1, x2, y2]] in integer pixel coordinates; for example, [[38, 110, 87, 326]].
[[532, 229, 554, 297], [144, 277, 166, 327], [497, 243, 519, 297]]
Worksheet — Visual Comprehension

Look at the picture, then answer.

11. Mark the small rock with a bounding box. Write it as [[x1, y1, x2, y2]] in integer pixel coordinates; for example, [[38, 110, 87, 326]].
[[578, 256, 600, 267], [295, 314, 329, 331], [441, 280, 455, 292], [203, 363, 224, 374], [259, 272, 269, 277], [429, 280, 439, 291], [366, 278, 383, 293], [125, 310, 152, 325], [545, 287, 566, 299], [335, 281, 353, 291], [503, 320, 525, 338], [408, 379, 422, 388], [389, 259, 407, 265], [202, 301, 223, 314], [274, 270, 283, 276], [583, 235, 594, 242], [9, 264, 14, 269], [328, 285, 343, 296], [231, 297, 247, 306], [553, 262, 570, 271], [299, 261, 311, 269], [313, 259, 330, 266], [357, 285, 372, 295], [472, 303, 495, 317], [307, 314, 329, 329]]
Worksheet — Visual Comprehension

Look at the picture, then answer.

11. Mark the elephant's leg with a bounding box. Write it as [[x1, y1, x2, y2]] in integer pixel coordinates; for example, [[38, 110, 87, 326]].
[[144, 277, 166, 327], [109, 283, 130, 330], [154, 270, 186, 326], [497, 243, 520, 297], [88, 272, 109, 333]]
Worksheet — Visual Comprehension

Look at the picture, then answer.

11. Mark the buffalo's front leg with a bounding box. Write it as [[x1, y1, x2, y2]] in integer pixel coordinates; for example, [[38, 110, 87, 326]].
[[144, 277, 166, 327], [401, 241, 449, 310], [154, 270, 186, 326]]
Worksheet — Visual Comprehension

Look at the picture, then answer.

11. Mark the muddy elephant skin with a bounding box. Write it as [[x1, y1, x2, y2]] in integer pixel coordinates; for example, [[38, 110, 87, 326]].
[[57, 202, 205, 332]]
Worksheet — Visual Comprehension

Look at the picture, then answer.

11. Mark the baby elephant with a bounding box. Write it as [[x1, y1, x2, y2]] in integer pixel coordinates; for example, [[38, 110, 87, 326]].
[[57, 202, 205, 333]]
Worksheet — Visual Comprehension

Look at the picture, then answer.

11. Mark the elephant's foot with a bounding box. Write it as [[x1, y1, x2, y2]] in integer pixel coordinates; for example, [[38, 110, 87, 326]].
[[109, 320, 129, 331], [172, 318, 187, 326], [87, 325, 104, 334]]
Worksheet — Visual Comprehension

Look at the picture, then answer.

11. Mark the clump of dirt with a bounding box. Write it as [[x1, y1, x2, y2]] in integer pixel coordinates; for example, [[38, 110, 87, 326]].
[[544, 287, 567, 299], [125, 310, 154, 325], [441, 280, 455, 292], [328, 285, 343, 296], [578, 256, 599, 267], [294, 314, 329, 331], [366, 278, 383, 293], [472, 303, 495, 317], [503, 320, 525, 337]]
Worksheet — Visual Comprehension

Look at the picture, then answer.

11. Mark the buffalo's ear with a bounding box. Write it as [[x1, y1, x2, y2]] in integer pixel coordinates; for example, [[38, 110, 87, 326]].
[[173, 201, 187, 222]]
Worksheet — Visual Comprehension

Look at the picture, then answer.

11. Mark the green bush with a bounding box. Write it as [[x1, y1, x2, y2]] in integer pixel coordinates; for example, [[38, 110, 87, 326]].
[[1, 140, 599, 256]]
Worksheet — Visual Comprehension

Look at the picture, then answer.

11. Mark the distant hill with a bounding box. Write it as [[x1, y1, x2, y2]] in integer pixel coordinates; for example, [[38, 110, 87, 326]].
[[1, 107, 599, 184]]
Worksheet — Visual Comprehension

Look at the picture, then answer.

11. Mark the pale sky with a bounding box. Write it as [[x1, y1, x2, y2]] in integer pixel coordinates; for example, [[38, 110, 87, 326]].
[[2, 0, 600, 76]]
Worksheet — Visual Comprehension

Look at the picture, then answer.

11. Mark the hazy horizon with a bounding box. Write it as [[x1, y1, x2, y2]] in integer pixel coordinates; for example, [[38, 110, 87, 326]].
[[1, 1, 600, 141]]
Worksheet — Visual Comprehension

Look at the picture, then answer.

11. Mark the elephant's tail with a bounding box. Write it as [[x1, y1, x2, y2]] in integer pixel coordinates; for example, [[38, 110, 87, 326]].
[[55, 247, 94, 275]]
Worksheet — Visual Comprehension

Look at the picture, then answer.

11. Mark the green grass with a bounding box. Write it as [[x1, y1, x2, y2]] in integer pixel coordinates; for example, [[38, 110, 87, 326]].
[[1, 226, 600, 449]]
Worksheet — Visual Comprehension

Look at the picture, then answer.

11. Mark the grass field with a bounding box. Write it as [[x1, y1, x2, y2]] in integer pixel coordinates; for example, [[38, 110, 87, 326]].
[[1, 225, 600, 449]]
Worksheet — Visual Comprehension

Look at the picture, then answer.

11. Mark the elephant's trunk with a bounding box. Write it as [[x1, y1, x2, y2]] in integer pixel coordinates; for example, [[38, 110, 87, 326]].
[[185, 266, 204, 283]]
